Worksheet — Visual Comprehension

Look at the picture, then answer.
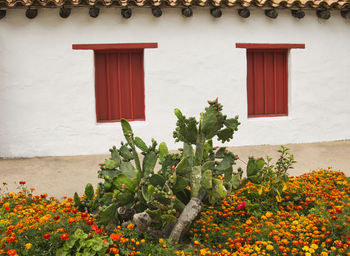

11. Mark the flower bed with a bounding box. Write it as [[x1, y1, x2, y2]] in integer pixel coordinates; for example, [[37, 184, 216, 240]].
[[1, 169, 349, 256]]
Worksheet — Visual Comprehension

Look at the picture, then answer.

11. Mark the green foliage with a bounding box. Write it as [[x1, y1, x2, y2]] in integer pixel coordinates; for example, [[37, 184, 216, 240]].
[[75, 120, 182, 229], [171, 99, 240, 203], [76, 100, 244, 234], [56, 229, 111, 256], [239, 146, 297, 209]]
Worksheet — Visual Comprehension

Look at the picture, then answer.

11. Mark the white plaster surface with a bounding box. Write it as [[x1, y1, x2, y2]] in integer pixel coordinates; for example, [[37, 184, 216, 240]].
[[0, 8, 349, 157]]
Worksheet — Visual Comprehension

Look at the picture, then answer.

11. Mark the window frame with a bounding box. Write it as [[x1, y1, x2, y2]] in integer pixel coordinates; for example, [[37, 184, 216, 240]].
[[73, 43, 158, 123], [236, 43, 305, 118]]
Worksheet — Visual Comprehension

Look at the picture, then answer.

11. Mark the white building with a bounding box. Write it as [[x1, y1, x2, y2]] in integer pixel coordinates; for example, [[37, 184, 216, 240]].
[[0, 0, 349, 157]]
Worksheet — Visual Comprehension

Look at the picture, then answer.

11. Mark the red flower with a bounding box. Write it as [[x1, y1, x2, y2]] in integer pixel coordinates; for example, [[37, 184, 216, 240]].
[[86, 218, 94, 225], [237, 201, 247, 210], [91, 224, 102, 234], [6, 249, 17, 255], [7, 235, 17, 243], [19, 181, 26, 185], [81, 212, 88, 218], [43, 233, 51, 239], [60, 233, 69, 241], [111, 233, 121, 241]]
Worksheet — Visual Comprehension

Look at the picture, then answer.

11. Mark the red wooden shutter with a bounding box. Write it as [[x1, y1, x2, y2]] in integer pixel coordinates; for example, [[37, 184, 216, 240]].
[[247, 49, 288, 117], [94, 50, 145, 122]]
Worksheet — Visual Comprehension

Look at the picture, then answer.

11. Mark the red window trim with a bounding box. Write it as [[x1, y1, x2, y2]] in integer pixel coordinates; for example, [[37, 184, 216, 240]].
[[73, 43, 158, 51], [237, 43, 305, 118], [236, 43, 305, 49], [73, 43, 157, 123]]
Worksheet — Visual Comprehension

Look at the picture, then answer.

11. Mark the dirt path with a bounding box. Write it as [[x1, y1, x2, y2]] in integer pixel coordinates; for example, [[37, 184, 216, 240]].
[[0, 140, 349, 199]]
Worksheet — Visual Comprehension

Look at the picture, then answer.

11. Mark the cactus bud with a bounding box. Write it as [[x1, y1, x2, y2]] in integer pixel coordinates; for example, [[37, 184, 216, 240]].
[[171, 166, 175, 171], [215, 97, 218, 102], [122, 184, 125, 190], [171, 196, 175, 200]]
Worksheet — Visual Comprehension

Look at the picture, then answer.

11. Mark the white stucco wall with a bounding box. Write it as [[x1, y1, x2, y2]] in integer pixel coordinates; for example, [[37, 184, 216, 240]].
[[0, 7, 350, 157]]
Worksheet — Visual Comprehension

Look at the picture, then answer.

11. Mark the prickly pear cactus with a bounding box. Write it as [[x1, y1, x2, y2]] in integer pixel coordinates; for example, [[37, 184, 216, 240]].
[[74, 99, 243, 243], [169, 99, 241, 243], [75, 119, 181, 229], [171, 99, 241, 203]]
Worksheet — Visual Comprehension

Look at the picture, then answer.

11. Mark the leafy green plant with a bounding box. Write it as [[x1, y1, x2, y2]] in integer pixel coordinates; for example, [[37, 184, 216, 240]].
[[56, 229, 111, 256], [236, 146, 297, 215]]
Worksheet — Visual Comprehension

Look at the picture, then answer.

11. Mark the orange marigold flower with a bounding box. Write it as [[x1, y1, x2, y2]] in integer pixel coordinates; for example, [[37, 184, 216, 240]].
[[43, 233, 51, 239], [111, 233, 121, 241], [68, 217, 76, 224], [127, 223, 135, 230], [6, 249, 17, 256], [110, 248, 119, 254], [60, 233, 69, 241], [19, 181, 26, 185]]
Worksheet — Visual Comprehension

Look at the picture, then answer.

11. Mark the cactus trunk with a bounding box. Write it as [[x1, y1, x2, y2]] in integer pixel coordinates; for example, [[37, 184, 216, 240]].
[[169, 198, 202, 244], [194, 134, 206, 166]]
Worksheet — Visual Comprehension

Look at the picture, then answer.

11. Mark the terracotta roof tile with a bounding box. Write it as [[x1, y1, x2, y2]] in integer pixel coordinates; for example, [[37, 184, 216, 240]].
[[0, 0, 349, 8]]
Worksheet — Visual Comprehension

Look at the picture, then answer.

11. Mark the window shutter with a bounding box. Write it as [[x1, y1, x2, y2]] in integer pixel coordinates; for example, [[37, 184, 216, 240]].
[[247, 49, 288, 117], [94, 50, 145, 122]]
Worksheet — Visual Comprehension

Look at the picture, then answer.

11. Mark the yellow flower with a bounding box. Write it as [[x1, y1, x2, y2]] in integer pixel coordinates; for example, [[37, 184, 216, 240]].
[[25, 243, 32, 249], [302, 246, 310, 251], [320, 252, 328, 256], [265, 212, 273, 218], [305, 253, 312, 256], [311, 244, 318, 250], [266, 245, 274, 251]]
